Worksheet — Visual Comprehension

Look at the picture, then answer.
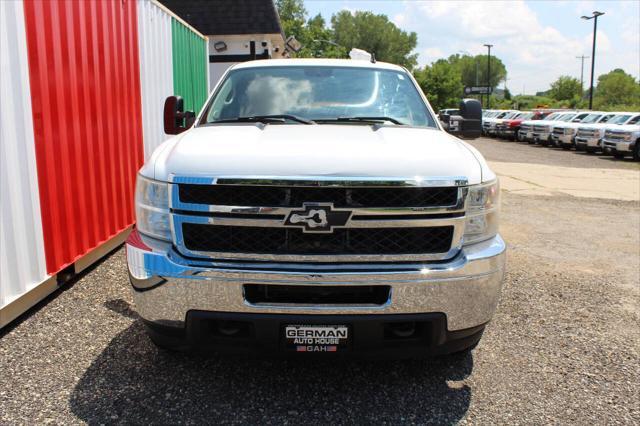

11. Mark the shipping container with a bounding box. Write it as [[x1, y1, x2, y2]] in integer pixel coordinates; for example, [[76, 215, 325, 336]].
[[0, 0, 52, 327], [171, 17, 209, 114], [0, 0, 208, 328], [137, 0, 208, 160]]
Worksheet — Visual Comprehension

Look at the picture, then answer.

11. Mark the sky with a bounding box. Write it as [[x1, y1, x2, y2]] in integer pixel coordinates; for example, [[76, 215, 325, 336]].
[[303, 0, 640, 95]]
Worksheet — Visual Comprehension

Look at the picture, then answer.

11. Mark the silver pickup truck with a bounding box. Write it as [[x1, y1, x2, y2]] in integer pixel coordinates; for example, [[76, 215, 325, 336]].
[[127, 59, 506, 358]]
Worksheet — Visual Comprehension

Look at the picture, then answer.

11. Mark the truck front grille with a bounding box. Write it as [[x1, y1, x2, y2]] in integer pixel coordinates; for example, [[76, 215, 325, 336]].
[[182, 224, 454, 255], [577, 128, 596, 138], [178, 184, 458, 208], [604, 132, 626, 141]]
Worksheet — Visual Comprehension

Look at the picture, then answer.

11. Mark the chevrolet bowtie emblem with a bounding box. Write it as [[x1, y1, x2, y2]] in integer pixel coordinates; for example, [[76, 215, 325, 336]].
[[284, 203, 352, 233]]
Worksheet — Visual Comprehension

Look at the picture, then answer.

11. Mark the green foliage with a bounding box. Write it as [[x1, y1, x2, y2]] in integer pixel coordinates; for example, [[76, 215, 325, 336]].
[[413, 53, 508, 111], [276, 0, 346, 58], [549, 76, 582, 102], [413, 60, 463, 111], [448, 54, 507, 89], [276, 1, 417, 68], [330, 11, 418, 69], [593, 69, 640, 109], [511, 95, 559, 110]]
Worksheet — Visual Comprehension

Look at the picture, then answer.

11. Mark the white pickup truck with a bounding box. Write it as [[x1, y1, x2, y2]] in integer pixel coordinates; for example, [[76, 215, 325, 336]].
[[602, 118, 640, 160], [127, 59, 506, 357], [575, 113, 640, 153]]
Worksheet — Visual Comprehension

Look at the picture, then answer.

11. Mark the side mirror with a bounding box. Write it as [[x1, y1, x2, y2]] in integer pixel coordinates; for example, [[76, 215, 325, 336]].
[[448, 99, 482, 139], [164, 96, 195, 135]]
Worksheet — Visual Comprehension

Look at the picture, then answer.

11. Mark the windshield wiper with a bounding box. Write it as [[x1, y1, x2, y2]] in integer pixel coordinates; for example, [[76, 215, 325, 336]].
[[315, 116, 405, 125], [209, 114, 314, 125]]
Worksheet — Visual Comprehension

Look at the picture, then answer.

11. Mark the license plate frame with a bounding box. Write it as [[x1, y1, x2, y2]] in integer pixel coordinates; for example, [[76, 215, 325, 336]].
[[283, 324, 350, 353]]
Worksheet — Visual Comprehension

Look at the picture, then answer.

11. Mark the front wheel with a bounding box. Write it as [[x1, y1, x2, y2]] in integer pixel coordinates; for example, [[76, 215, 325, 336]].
[[633, 142, 640, 161]]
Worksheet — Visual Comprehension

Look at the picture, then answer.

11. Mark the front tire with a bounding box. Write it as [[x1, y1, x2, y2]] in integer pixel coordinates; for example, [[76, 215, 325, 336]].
[[633, 142, 640, 162]]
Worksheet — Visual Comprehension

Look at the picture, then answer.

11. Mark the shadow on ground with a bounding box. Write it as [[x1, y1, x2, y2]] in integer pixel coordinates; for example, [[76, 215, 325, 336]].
[[69, 318, 473, 424]]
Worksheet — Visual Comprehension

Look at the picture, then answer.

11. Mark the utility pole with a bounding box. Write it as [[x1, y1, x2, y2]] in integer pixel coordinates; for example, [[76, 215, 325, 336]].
[[484, 44, 493, 108], [581, 11, 604, 110], [576, 55, 589, 95]]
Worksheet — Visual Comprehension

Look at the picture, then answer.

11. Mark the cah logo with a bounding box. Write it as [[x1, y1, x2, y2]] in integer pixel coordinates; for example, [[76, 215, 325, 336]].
[[284, 203, 352, 233]]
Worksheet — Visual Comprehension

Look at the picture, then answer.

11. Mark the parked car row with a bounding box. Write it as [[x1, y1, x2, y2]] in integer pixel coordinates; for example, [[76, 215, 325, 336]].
[[480, 109, 640, 161]]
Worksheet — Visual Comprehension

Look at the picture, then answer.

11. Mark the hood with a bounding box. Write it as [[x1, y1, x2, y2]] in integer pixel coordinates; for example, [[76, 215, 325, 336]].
[[578, 123, 608, 130], [142, 124, 487, 184], [553, 122, 582, 129], [605, 124, 640, 132], [523, 119, 561, 126]]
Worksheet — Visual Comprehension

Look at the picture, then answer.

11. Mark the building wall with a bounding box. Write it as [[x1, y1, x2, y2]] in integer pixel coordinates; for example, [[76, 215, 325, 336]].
[[137, 0, 174, 160], [0, 0, 49, 311], [207, 34, 286, 88]]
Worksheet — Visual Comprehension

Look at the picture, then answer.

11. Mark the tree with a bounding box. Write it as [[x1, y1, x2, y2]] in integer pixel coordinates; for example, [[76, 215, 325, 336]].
[[450, 54, 507, 89], [276, 0, 306, 41], [331, 11, 418, 69], [414, 59, 463, 111], [549, 76, 582, 101], [275, 0, 347, 59], [593, 69, 640, 108], [276, 1, 417, 65]]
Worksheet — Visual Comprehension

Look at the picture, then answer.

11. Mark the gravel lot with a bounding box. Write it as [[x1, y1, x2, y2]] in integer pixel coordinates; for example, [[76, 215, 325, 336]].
[[1, 138, 639, 424]]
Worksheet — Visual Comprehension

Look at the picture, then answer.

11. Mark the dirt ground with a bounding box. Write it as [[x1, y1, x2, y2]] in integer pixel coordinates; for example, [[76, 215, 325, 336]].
[[1, 137, 639, 424]]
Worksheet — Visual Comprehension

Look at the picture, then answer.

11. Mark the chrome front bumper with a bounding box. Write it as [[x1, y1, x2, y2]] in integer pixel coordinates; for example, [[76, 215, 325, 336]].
[[603, 139, 633, 152], [127, 231, 506, 332], [575, 136, 601, 148]]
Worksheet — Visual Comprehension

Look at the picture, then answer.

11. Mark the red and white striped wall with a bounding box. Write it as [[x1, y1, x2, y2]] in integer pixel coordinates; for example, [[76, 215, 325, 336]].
[[0, 0, 208, 328]]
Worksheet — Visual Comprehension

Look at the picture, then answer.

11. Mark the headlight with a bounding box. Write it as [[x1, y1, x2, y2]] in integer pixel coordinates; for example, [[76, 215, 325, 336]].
[[135, 175, 171, 241], [564, 128, 574, 135], [463, 180, 500, 245], [623, 133, 632, 141]]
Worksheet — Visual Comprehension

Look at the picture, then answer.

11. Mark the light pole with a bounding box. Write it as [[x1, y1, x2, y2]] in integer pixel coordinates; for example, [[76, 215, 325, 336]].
[[484, 44, 493, 108], [576, 55, 589, 95], [581, 11, 604, 110]]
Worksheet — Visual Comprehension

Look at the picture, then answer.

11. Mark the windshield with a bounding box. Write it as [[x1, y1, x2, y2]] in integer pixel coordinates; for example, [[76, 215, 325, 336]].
[[597, 114, 615, 123], [557, 114, 576, 122], [580, 114, 602, 124], [608, 115, 631, 124], [201, 66, 436, 127], [627, 115, 640, 125], [519, 113, 533, 120], [543, 113, 560, 121]]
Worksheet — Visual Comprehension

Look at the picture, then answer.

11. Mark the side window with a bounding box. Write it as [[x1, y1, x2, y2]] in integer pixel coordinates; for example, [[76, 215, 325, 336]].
[[600, 114, 614, 123], [627, 115, 640, 125]]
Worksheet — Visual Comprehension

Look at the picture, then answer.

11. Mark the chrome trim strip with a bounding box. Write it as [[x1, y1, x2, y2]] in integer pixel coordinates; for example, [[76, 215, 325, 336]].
[[170, 175, 469, 187], [173, 212, 465, 229]]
